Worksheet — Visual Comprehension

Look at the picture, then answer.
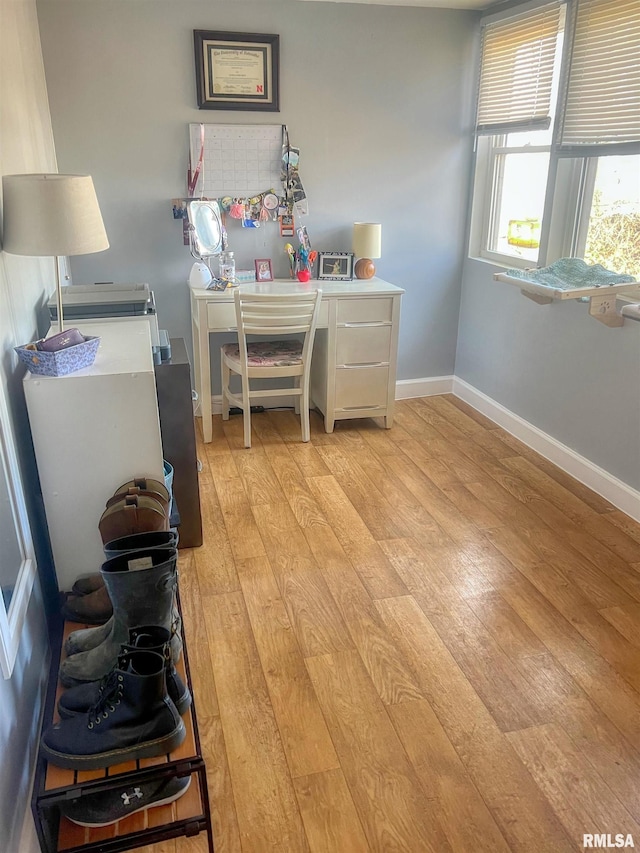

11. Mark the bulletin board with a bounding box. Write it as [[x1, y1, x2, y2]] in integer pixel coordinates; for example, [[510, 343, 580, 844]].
[[189, 123, 283, 198]]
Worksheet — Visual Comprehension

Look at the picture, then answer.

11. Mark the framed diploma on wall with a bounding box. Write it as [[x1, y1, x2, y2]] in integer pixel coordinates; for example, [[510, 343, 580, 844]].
[[194, 30, 280, 112]]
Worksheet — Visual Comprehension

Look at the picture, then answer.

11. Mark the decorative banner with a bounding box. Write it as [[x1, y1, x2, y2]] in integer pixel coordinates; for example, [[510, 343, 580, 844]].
[[281, 126, 308, 216]]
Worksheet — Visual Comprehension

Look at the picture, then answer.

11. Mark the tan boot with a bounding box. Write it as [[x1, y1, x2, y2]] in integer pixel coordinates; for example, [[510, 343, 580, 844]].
[[61, 585, 112, 625]]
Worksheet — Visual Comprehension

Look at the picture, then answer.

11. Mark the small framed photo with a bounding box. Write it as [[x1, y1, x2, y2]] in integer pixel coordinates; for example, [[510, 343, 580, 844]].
[[318, 252, 354, 281], [254, 258, 274, 282]]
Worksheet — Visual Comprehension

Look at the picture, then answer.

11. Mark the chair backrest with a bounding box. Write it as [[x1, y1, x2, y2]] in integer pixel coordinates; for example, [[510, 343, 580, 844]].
[[233, 288, 322, 370]]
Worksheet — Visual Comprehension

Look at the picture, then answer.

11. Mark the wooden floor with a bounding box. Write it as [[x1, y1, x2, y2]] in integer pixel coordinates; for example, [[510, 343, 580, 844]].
[[142, 396, 640, 853]]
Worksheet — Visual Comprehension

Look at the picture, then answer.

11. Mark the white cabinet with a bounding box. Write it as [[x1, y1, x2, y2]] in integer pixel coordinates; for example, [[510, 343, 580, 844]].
[[311, 288, 402, 432], [23, 320, 164, 591]]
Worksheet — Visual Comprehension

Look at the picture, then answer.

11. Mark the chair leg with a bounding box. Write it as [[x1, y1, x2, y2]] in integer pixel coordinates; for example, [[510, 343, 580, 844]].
[[294, 377, 301, 415], [301, 380, 311, 443], [241, 375, 251, 448], [221, 357, 230, 421]]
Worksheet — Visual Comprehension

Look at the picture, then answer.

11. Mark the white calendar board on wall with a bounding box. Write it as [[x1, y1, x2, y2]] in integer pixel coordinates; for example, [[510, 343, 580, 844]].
[[189, 123, 283, 198]]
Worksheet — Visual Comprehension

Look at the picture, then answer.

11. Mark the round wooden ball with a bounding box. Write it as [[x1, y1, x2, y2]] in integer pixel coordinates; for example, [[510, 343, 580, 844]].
[[355, 258, 376, 279]]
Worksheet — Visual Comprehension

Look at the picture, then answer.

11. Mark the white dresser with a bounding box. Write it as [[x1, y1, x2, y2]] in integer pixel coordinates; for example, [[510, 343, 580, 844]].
[[189, 278, 404, 440], [23, 320, 164, 591]]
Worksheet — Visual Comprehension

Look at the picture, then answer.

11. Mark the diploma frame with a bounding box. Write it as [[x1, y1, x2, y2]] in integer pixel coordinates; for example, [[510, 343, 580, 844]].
[[194, 30, 280, 112]]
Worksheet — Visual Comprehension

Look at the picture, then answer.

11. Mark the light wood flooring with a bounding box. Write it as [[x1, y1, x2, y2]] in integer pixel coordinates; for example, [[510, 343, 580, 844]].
[[143, 396, 640, 853]]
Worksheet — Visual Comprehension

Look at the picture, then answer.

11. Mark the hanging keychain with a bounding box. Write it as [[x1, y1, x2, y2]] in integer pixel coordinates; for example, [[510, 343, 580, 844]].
[[263, 192, 279, 221], [280, 211, 294, 237]]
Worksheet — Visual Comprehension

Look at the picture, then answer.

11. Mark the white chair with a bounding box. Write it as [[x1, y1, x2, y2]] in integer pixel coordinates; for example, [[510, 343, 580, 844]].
[[221, 288, 322, 448]]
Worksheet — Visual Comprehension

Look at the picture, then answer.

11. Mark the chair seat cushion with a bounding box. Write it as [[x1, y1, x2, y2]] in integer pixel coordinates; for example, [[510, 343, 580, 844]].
[[222, 340, 303, 367]]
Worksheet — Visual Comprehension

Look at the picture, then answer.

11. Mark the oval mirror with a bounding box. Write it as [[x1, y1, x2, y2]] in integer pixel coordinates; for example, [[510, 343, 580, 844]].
[[187, 200, 223, 258]]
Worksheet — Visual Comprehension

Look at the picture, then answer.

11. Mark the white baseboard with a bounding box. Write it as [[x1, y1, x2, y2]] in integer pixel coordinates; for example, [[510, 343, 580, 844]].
[[452, 377, 640, 522], [395, 376, 454, 399], [19, 807, 40, 853], [202, 379, 454, 414], [197, 374, 639, 521], [17, 637, 50, 853]]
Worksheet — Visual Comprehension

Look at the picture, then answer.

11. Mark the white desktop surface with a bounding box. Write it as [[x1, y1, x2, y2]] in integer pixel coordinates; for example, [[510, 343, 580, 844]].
[[27, 319, 155, 381], [189, 277, 403, 299]]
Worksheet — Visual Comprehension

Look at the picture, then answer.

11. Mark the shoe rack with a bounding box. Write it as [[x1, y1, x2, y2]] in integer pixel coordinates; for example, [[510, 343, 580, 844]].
[[31, 602, 214, 853]]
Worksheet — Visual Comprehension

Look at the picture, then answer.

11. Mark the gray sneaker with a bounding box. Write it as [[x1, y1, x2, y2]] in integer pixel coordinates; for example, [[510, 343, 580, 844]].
[[60, 774, 191, 826]]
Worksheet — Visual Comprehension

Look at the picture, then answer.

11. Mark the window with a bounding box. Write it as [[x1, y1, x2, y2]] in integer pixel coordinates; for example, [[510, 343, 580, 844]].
[[581, 155, 640, 278], [480, 129, 553, 264], [470, 0, 640, 276]]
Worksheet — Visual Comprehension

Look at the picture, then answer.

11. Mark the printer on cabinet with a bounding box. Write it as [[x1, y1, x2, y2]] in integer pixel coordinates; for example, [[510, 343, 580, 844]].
[[47, 282, 161, 354]]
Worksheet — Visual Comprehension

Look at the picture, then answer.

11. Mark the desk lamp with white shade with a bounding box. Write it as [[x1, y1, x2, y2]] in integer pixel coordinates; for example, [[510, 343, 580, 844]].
[[353, 222, 381, 280], [2, 173, 109, 333]]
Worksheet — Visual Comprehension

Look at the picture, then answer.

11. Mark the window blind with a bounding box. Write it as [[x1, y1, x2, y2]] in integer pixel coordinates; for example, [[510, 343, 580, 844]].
[[557, 0, 640, 146], [476, 2, 563, 135]]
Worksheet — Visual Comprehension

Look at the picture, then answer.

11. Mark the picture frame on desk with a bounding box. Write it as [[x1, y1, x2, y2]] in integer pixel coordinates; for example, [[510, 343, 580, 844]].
[[318, 252, 354, 281], [254, 258, 274, 282], [193, 30, 280, 112]]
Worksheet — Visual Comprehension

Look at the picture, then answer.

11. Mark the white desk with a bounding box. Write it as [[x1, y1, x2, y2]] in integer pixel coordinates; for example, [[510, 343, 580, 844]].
[[189, 278, 404, 442]]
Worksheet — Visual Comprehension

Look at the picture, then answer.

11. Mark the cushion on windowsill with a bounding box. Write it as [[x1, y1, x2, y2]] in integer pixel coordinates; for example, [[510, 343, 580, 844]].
[[222, 340, 303, 367]]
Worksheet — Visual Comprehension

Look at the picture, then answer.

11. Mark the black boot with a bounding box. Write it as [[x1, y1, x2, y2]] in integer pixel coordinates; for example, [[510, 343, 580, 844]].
[[41, 650, 185, 770], [65, 530, 179, 657], [58, 626, 191, 718], [103, 529, 179, 562], [59, 548, 178, 687]]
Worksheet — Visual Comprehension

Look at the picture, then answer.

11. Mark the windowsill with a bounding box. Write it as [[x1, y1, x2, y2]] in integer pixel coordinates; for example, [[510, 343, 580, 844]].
[[469, 253, 538, 271]]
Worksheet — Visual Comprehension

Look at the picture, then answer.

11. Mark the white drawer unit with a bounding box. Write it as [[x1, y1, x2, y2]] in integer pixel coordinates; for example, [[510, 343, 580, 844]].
[[189, 278, 404, 441], [336, 324, 392, 366], [337, 297, 393, 324], [311, 288, 402, 433], [334, 365, 390, 411]]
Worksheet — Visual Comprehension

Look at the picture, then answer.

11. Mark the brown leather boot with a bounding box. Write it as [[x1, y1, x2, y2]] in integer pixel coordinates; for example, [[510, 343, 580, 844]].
[[72, 573, 104, 597], [61, 585, 112, 625]]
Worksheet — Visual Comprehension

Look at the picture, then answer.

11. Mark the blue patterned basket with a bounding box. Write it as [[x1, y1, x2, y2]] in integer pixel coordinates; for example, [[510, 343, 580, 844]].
[[15, 335, 100, 376]]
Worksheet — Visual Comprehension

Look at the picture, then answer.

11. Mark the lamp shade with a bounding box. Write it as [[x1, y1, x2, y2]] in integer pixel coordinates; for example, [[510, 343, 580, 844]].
[[352, 222, 382, 260], [2, 174, 109, 257]]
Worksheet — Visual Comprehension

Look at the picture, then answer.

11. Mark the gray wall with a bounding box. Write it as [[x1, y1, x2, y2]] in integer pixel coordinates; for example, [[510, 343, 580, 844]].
[[36, 0, 478, 387], [36, 0, 638, 494], [0, 0, 57, 848], [456, 258, 640, 490]]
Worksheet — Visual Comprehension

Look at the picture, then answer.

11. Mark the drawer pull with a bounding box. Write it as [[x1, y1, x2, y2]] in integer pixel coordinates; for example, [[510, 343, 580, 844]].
[[341, 405, 384, 411], [339, 361, 387, 369], [341, 321, 391, 328]]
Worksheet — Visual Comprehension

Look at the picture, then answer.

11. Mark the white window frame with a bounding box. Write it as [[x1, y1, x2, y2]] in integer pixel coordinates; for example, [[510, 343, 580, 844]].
[[0, 382, 37, 678], [474, 135, 552, 268], [469, 0, 640, 279]]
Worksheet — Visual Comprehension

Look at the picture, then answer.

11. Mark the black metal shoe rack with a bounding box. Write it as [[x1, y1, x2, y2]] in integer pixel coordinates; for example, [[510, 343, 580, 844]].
[[31, 606, 214, 853]]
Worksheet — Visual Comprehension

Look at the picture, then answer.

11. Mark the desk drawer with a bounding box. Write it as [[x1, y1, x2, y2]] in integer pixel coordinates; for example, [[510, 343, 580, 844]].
[[206, 297, 329, 330], [336, 324, 391, 366], [206, 301, 236, 330], [334, 365, 390, 411], [337, 297, 393, 324]]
